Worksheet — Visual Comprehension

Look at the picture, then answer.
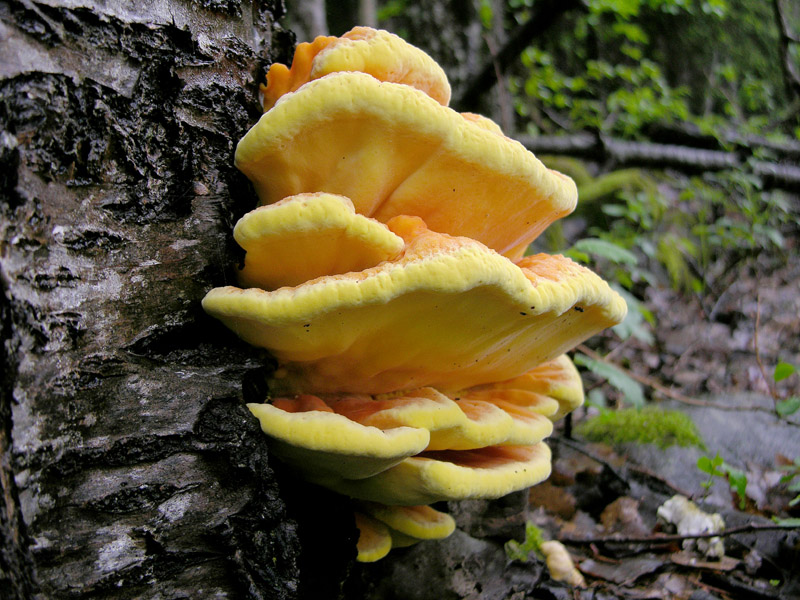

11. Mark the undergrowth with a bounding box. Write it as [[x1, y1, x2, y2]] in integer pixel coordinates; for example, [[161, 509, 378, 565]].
[[576, 406, 705, 449]]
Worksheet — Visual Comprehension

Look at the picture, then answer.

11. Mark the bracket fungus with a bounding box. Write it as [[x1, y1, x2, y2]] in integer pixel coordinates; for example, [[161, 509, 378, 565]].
[[236, 72, 577, 259], [203, 27, 627, 561]]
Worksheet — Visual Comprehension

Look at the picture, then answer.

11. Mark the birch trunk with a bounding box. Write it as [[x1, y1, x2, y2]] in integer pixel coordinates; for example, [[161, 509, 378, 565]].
[[0, 1, 354, 597]]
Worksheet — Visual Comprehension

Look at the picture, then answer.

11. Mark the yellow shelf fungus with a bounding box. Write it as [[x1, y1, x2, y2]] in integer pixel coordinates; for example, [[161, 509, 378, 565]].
[[360, 503, 456, 542], [261, 26, 451, 111], [467, 354, 586, 422], [236, 71, 576, 259], [329, 444, 552, 506], [203, 217, 626, 394], [235, 193, 404, 290], [247, 399, 429, 482], [203, 27, 627, 562], [354, 512, 393, 562]]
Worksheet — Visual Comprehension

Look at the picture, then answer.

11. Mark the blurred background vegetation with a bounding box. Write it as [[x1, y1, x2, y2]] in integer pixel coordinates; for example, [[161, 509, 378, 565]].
[[284, 0, 800, 413]]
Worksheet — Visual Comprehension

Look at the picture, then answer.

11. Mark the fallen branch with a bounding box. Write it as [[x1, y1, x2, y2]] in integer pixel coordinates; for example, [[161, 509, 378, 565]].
[[562, 522, 799, 547], [518, 133, 800, 191], [753, 294, 780, 412], [549, 436, 629, 490]]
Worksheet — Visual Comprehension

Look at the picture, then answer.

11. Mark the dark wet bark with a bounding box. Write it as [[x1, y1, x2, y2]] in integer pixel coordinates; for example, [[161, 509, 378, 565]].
[[383, 0, 485, 102], [0, 1, 354, 597], [455, 0, 582, 113]]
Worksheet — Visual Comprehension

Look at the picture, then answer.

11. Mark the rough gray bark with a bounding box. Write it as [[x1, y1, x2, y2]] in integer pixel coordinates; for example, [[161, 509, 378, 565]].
[[383, 0, 485, 103], [288, 0, 329, 41], [0, 1, 355, 598]]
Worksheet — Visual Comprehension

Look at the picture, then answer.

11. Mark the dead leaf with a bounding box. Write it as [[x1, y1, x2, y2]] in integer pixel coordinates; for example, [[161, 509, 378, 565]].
[[670, 551, 738, 571], [580, 555, 664, 585], [600, 496, 650, 536]]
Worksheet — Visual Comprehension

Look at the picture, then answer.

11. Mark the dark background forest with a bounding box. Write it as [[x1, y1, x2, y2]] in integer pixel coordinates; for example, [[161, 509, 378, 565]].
[[1, 0, 799, 598]]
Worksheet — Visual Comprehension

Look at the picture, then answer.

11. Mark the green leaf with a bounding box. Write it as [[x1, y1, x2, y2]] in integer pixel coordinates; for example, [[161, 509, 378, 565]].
[[773, 362, 796, 382], [570, 238, 638, 265], [505, 522, 546, 562], [697, 455, 714, 474], [723, 464, 748, 509], [776, 397, 800, 417], [478, 0, 493, 29], [564, 249, 590, 264], [574, 353, 645, 408], [376, 0, 407, 21], [611, 287, 655, 344], [772, 517, 800, 527], [697, 453, 725, 477]]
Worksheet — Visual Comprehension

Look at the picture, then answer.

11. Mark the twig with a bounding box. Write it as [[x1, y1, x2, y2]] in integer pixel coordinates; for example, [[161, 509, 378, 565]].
[[627, 464, 694, 499], [562, 522, 799, 546], [753, 294, 779, 407], [482, 34, 513, 134], [603, 333, 630, 362], [576, 345, 770, 413], [549, 436, 629, 490]]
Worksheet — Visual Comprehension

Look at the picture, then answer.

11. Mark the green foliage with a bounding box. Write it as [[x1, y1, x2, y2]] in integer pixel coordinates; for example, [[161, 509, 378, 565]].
[[576, 406, 705, 448], [611, 287, 655, 345], [376, 0, 407, 21], [478, 0, 494, 29], [776, 397, 800, 418], [572, 166, 792, 295], [577, 169, 655, 205], [566, 238, 638, 266], [697, 452, 749, 509], [779, 457, 800, 509], [697, 452, 725, 491], [505, 521, 546, 562], [509, 0, 792, 140], [773, 361, 800, 417], [774, 361, 797, 383], [574, 353, 646, 408], [725, 465, 748, 510]]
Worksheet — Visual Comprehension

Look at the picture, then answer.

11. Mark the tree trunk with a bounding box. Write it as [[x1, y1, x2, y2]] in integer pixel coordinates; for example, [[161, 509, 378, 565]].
[[0, 1, 355, 598], [288, 0, 330, 41], [383, 0, 485, 103]]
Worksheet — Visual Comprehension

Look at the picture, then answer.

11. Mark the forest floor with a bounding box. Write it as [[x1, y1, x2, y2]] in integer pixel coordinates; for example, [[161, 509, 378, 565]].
[[350, 255, 800, 599], [521, 254, 800, 599]]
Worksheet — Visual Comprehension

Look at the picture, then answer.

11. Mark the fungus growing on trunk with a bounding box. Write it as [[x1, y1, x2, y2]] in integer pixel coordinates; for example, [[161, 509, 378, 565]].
[[234, 193, 404, 289], [203, 216, 625, 394], [203, 27, 627, 561], [261, 26, 451, 110], [236, 71, 576, 259]]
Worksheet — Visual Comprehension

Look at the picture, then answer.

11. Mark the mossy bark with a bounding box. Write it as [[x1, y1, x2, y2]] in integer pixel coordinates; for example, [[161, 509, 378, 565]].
[[0, 1, 355, 597]]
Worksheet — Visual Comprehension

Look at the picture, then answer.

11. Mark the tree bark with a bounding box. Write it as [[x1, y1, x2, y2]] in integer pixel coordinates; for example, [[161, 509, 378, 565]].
[[0, 1, 354, 598], [289, 0, 330, 41], [455, 0, 581, 112], [772, 0, 800, 103], [383, 0, 485, 102]]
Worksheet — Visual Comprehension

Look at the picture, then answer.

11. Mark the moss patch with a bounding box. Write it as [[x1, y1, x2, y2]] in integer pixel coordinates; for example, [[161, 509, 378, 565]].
[[576, 407, 705, 449]]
